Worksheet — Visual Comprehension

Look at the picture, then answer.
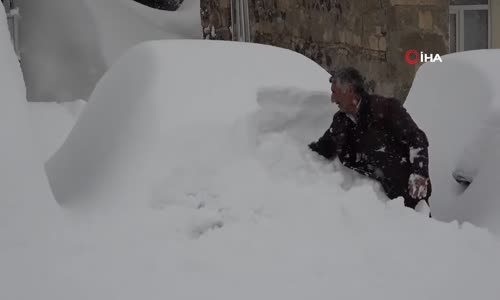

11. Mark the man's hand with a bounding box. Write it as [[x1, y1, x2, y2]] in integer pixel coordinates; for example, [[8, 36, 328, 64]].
[[408, 174, 430, 199]]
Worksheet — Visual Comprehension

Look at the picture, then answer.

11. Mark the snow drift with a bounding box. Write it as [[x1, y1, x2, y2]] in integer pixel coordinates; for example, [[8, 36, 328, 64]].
[[17, 0, 201, 102], [405, 49, 500, 234]]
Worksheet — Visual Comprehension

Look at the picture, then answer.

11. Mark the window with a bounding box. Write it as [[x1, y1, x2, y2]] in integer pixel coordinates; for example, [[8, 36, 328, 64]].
[[450, 0, 487, 4], [449, 0, 491, 52]]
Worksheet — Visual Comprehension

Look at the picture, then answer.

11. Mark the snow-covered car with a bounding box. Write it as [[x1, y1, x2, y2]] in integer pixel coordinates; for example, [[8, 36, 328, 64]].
[[405, 49, 500, 233]]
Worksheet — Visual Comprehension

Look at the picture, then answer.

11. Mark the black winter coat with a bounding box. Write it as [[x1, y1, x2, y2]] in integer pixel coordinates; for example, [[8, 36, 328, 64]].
[[309, 93, 431, 208]]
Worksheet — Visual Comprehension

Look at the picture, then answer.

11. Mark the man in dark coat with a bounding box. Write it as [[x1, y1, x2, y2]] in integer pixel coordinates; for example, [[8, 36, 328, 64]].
[[309, 67, 432, 211]]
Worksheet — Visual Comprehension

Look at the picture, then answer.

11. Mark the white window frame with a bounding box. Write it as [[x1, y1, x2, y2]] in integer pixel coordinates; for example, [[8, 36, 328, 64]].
[[231, 0, 250, 42], [449, 2, 491, 52]]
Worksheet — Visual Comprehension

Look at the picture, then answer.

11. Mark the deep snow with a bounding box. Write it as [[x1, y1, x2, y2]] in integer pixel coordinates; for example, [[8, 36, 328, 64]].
[[45, 40, 332, 209], [2, 3, 500, 299], [40, 40, 500, 299]]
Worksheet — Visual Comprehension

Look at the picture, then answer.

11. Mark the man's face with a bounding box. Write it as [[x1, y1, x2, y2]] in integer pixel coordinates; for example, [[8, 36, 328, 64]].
[[330, 81, 358, 114]]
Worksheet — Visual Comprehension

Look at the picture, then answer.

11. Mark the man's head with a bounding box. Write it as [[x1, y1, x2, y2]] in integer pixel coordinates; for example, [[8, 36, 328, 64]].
[[329, 67, 366, 114]]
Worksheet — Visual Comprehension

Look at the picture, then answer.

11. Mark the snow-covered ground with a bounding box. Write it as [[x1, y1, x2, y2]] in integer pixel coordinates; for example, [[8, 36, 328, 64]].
[[3, 4, 500, 300], [18, 38, 500, 299], [17, 0, 201, 102]]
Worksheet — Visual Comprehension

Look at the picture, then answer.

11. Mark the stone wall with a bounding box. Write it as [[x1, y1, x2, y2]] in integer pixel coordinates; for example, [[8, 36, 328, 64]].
[[492, 0, 500, 48], [201, 0, 233, 40], [200, 0, 449, 100]]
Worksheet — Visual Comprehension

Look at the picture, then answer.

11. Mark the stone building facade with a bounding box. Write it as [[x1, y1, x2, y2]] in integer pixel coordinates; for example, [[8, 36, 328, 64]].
[[200, 0, 449, 100]]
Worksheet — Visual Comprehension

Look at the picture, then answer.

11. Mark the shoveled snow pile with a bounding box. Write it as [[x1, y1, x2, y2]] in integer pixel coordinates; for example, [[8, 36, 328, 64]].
[[17, 0, 201, 102], [405, 49, 500, 234], [28, 40, 500, 299]]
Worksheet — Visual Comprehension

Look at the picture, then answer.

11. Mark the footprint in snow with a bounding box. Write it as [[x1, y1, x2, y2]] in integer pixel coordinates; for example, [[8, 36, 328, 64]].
[[189, 219, 224, 239]]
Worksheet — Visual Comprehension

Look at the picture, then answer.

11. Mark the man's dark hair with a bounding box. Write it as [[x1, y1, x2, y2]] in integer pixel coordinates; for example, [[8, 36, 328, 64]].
[[329, 67, 366, 95]]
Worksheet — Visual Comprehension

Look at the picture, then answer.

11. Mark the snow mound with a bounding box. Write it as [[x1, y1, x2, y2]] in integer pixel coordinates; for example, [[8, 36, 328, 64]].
[[405, 49, 500, 233]]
